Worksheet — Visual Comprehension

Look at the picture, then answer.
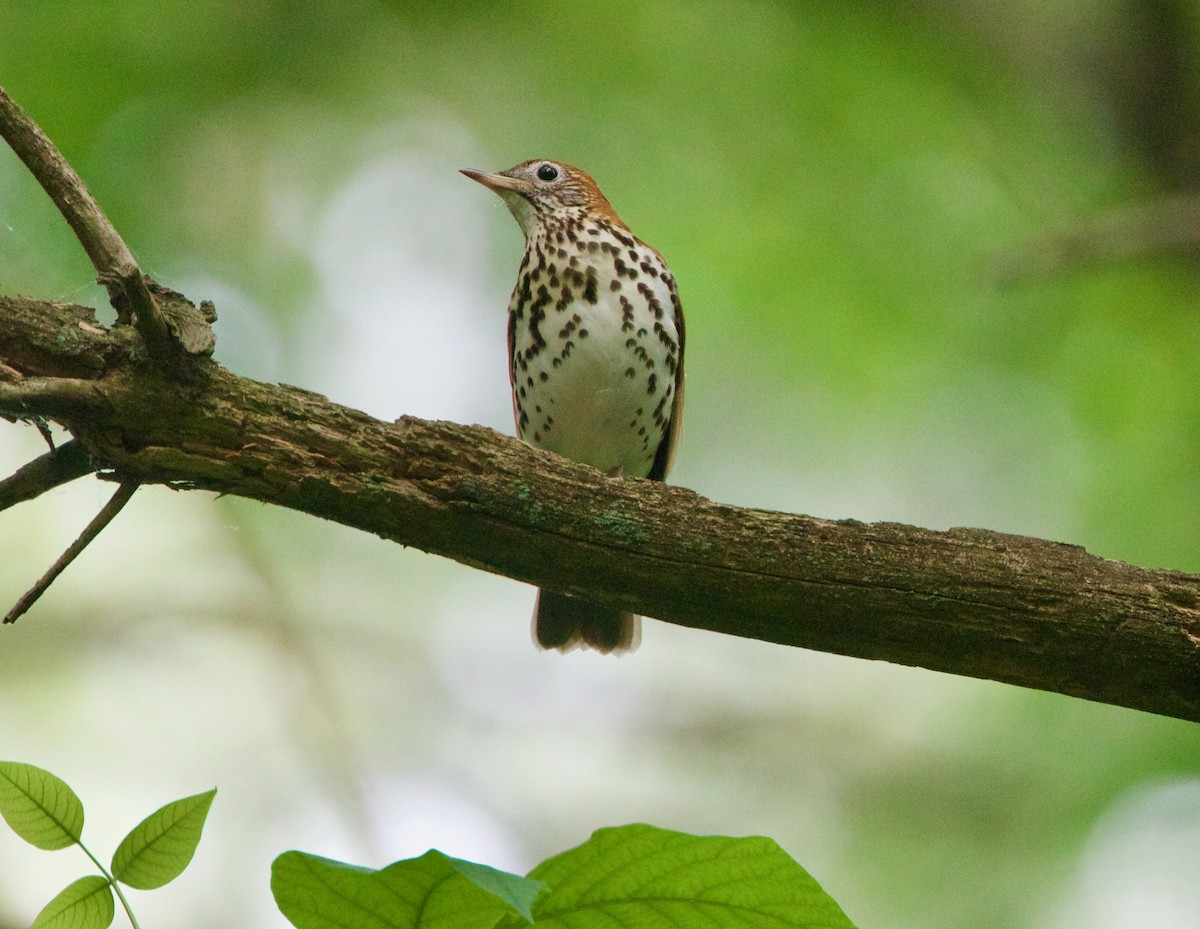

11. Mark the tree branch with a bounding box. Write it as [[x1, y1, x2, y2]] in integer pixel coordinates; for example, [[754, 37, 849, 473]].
[[0, 439, 95, 511], [4, 480, 138, 623], [993, 193, 1200, 281], [0, 86, 173, 359], [0, 376, 108, 417], [1, 86, 1195, 722], [1, 294, 1197, 721]]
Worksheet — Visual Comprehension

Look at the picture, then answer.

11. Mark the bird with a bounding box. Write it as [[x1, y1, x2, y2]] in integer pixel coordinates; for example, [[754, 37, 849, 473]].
[[461, 159, 685, 654]]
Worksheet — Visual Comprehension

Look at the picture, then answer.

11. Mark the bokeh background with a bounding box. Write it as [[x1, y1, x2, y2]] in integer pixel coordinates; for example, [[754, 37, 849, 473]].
[[3, 3, 1200, 927]]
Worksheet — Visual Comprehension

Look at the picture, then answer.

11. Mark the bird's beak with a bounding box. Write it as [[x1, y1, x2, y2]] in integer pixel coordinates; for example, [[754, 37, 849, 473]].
[[460, 168, 528, 194]]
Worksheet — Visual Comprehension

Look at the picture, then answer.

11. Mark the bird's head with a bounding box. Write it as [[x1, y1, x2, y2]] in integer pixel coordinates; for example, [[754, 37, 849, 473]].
[[460, 159, 621, 237]]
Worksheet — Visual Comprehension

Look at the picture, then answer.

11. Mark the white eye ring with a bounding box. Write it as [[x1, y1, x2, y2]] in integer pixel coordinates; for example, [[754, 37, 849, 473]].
[[536, 163, 559, 182]]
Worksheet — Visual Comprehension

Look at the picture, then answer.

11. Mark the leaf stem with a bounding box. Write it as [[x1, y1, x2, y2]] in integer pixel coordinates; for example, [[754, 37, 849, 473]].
[[77, 839, 141, 929]]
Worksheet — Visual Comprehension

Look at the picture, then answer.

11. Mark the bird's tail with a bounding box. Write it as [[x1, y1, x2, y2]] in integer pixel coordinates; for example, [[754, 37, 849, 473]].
[[533, 589, 641, 655]]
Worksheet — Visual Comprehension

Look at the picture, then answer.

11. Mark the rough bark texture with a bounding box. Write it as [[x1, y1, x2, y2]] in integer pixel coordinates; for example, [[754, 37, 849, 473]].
[[2, 294, 1198, 722]]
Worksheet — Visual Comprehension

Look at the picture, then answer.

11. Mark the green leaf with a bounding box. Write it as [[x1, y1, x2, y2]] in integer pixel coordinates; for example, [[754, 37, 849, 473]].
[[29, 875, 114, 929], [272, 848, 543, 929], [0, 761, 84, 850], [522, 823, 859, 929], [111, 787, 216, 889]]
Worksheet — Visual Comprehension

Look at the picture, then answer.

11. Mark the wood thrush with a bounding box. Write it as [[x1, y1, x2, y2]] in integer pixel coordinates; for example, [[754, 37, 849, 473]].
[[462, 159, 685, 654]]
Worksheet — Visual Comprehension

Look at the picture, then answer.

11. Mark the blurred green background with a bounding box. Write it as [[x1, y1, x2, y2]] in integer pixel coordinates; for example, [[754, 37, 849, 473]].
[[3, 2, 1200, 927]]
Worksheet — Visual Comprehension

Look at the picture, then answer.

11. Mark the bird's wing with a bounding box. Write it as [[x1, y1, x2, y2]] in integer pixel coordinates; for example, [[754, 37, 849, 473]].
[[506, 283, 521, 431], [647, 269, 685, 482]]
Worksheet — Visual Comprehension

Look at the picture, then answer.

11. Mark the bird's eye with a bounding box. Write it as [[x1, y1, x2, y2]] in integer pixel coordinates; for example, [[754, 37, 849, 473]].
[[536, 163, 559, 182]]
